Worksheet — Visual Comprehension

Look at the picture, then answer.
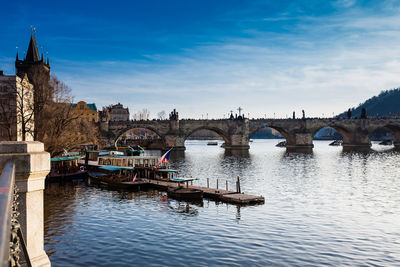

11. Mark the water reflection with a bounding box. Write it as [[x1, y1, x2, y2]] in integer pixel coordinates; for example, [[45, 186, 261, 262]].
[[342, 146, 372, 153], [286, 146, 313, 153], [170, 150, 185, 161], [224, 149, 250, 157], [235, 205, 241, 221], [168, 202, 200, 217], [44, 140, 400, 267]]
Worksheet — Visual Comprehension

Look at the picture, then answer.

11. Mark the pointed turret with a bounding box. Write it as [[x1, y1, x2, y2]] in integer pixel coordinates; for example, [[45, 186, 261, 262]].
[[16, 51, 19, 61], [46, 56, 49, 66], [25, 34, 41, 63]]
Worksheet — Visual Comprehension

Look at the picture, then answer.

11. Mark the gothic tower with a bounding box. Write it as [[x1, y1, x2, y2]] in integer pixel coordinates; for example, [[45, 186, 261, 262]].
[[15, 33, 50, 84], [15, 33, 51, 139]]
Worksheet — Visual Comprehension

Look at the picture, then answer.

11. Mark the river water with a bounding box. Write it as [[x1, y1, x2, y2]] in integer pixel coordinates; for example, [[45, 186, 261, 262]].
[[44, 140, 400, 266]]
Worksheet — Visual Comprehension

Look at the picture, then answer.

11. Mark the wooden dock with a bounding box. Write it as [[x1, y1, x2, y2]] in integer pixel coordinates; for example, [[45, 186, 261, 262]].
[[147, 179, 265, 205]]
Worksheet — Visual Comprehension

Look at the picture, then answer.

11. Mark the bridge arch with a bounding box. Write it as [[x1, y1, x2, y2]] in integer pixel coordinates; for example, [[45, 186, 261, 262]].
[[183, 126, 230, 144], [249, 124, 294, 144], [114, 125, 166, 149], [368, 124, 400, 147], [311, 124, 353, 144]]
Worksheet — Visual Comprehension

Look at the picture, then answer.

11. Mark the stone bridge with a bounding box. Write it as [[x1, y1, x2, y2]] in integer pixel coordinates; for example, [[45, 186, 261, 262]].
[[101, 112, 400, 151]]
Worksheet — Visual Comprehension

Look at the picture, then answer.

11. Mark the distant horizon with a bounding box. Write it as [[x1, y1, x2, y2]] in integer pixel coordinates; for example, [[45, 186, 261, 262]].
[[1, 0, 400, 119]]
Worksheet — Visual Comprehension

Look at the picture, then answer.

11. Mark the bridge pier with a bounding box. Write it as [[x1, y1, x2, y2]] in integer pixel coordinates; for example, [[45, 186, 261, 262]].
[[225, 134, 250, 150], [391, 130, 400, 149], [285, 132, 314, 152], [341, 130, 371, 150], [164, 134, 186, 151]]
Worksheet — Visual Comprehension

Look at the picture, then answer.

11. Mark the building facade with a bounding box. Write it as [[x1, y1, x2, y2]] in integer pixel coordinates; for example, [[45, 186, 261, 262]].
[[0, 71, 34, 141], [102, 103, 130, 121], [72, 101, 98, 122]]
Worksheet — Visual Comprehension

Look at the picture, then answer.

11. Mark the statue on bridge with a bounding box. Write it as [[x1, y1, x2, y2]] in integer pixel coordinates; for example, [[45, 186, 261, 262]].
[[361, 108, 367, 119], [229, 111, 234, 120], [347, 108, 352, 119], [169, 109, 179, 120]]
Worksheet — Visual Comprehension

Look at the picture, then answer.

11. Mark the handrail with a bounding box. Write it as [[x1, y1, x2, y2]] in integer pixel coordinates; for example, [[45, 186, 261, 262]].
[[0, 161, 15, 267]]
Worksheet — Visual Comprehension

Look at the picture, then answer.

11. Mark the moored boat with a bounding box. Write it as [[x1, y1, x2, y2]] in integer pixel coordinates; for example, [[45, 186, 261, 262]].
[[329, 140, 343, 146], [167, 186, 203, 201], [207, 141, 218, 146], [47, 155, 87, 182], [276, 141, 286, 147], [88, 166, 149, 190], [379, 140, 393, 145]]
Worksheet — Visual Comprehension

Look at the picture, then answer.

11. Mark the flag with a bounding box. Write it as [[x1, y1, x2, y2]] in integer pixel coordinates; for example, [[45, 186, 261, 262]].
[[156, 148, 172, 169], [132, 173, 137, 183]]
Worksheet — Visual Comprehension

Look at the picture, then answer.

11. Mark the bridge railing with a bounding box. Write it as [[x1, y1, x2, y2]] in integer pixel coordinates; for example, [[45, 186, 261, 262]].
[[0, 161, 32, 267]]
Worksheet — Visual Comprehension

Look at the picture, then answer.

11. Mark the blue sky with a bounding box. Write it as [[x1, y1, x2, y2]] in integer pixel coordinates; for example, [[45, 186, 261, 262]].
[[1, 0, 400, 118]]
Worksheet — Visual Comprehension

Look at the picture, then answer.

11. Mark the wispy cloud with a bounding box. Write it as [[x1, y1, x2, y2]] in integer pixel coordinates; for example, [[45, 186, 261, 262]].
[[48, 3, 400, 119]]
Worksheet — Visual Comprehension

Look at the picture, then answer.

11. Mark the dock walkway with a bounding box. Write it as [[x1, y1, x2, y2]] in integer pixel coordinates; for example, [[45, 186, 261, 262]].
[[147, 179, 265, 205]]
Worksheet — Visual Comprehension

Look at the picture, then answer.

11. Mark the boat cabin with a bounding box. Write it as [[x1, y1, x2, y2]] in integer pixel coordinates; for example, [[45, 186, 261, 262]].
[[93, 166, 136, 185], [48, 155, 86, 181], [85, 150, 110, 161], [98, 165, 135, 176], [98, 155, 159, 168], [154, 168, 179, 180]]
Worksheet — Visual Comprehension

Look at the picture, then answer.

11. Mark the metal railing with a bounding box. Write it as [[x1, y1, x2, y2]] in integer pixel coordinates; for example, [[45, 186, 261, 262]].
[[0, 162, 31, 267]]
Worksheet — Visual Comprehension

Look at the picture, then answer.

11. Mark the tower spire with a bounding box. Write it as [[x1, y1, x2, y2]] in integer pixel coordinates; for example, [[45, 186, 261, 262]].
[[16, 46, 19, 61], [25, 34, 41, 62]]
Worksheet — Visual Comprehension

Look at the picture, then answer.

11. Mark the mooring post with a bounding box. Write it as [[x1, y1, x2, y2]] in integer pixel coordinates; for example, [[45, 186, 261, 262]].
[[207, 178, 209, 188], [237, 176, 241, 193], [186, 181, 189, 188], [226, 180, 228, 191], [217, 179, 219, 189]]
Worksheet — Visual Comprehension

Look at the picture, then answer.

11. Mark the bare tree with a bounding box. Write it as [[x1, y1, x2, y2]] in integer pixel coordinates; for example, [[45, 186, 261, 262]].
[[134, 108, 151, 120], [157, 110, 166, 120], [0, 74, 34, 141], [41, 76, 100, 156], [16, 76, 35, 140], [23, 67, 54, 141]]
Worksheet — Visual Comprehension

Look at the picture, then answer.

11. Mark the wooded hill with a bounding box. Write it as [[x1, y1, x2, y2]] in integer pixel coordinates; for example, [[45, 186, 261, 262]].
[[338, 88, 400, 117]]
